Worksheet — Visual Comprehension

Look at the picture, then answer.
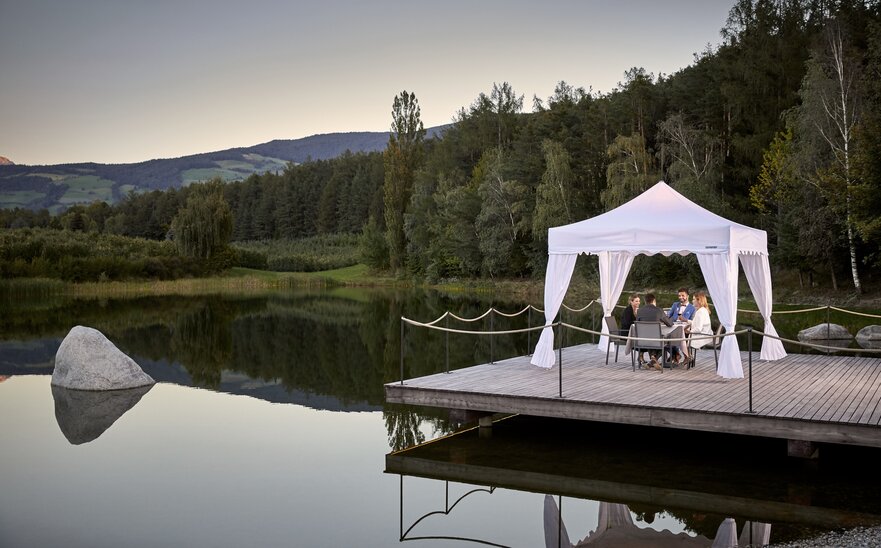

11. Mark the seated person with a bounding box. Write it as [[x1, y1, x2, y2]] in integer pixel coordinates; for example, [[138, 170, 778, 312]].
[[620, 293, 640, 336], [667, 287, 696, 322], [687, 291, 713, 360], [667, 287, 695, 363], [635, 293, 673, 369]]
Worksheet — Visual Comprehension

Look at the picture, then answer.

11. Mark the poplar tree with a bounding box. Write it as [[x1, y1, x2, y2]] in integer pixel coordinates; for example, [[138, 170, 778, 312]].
[[383, 91, 425, 272]]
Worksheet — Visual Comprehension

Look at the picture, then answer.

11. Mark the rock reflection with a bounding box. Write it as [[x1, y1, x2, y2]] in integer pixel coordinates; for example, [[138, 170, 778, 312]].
[[52, 384, 152, 445]]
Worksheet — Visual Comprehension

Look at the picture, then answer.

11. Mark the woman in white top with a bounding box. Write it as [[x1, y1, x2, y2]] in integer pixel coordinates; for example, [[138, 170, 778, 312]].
[[687, 290, 713, 352]]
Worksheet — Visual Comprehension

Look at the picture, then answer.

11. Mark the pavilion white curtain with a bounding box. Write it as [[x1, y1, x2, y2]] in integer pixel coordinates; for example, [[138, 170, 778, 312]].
[[740, 254, 787, 360], [531, 254, 578, 368], [697, 251, 744, 378], [596, 251, 635, 352], [712, 518, 738, 548]]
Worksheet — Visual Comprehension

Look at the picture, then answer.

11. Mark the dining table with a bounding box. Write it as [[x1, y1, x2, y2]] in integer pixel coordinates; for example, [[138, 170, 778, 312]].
[[622, 321, 690, 361]]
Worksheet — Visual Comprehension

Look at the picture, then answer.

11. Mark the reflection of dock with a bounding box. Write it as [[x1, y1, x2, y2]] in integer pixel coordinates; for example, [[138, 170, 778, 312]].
[[385, 344, 881, 448], [385, 417, 881, 529]]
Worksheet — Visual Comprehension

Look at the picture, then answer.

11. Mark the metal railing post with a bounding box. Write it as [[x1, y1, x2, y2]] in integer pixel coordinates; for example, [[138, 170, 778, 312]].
[[558, 317, 563, 398], [400, 320, 405, 385], [826, 304, 831, 342], [563, 307, 567, 348], [558, 495, 563, 548], [748, 327, 755, 414], [490, 308, 495, 364], [527, 306, 532, 356], [399, 475, 404, 541], [592, 303, 597, 344], [445, 314, 450, 374]]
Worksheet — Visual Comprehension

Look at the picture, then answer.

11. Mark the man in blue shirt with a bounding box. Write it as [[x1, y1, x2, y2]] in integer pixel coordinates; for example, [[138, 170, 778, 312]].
[[668, 287, 696, 322], [667, 287, 695, 363]]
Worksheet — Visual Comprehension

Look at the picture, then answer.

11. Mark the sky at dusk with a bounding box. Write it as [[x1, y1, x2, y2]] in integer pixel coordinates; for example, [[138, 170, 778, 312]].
[[1, 0, 735, 166]]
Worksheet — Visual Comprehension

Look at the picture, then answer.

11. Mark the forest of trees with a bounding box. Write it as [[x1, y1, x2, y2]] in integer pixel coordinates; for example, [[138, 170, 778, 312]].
[[2, 0, 880, 290]]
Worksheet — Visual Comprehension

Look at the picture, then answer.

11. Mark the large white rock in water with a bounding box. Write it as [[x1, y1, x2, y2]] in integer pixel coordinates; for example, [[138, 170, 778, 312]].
[[52, 326, 154, 390], [797, 323, 852, 341], [856, 325, 881, 349]]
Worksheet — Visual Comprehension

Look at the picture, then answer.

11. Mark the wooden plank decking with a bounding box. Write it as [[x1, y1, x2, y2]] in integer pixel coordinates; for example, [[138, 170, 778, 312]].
[[385, 343, 881, 448]]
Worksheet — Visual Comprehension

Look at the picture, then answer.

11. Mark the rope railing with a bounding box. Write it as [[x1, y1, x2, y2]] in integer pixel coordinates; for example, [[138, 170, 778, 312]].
[[399, 304, 881, 416], [405, 303, 880, 344], [738, 305, 828, 314], [830, 306, 881, 319], [748, 328, 881, 354], [399, 299, 880, 384], [559, 322, 748, 344], [561, 301, 598, 313], [410, 301, 881, 324], [401, 316, 551, 336]]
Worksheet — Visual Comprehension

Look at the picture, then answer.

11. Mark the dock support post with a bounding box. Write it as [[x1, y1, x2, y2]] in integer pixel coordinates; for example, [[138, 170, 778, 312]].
[[479, 414, 493, 438], [788, 439, 819, 459]]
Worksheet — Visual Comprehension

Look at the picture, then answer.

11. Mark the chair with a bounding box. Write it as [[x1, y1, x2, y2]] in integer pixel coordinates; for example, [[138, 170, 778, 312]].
[[631, 321, 669, 372], [603, 316, 628, 365], [688, 324, 723, 370]]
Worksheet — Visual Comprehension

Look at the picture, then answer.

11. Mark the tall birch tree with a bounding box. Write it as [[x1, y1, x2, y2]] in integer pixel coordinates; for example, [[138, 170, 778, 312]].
[[797, 21, 863, 292]]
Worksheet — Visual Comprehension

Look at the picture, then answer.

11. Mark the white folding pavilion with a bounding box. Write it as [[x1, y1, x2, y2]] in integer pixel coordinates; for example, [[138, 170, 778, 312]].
[[530, 181, 787, 378]]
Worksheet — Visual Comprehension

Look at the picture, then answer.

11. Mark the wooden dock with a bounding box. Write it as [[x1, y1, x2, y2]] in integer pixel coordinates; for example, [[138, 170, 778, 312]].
[[385, 343, 881, 448]]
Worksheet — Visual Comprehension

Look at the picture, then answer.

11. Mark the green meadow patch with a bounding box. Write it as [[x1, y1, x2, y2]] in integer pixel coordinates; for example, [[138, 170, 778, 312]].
[[181, 168, 243, 185], [0, 190, 46, 208], [57, 175, 114, 205]]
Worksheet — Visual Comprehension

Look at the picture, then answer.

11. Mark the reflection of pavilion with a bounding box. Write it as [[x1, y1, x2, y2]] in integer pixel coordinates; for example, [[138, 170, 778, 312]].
[[386, 416, 881, 545], [543, 497, 769, 547]]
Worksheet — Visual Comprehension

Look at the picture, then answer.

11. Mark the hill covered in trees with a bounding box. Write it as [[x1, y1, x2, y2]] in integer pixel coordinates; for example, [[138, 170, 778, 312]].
[[3, 0, 880, 293], [0, 127, 447, 213]]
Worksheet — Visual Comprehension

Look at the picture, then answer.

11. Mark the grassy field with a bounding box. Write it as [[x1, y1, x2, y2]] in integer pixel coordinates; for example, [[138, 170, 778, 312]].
[[0, 190, 46, 208], [2, 258, 876, 311], [180, 168, 244, 185], [57, 175, 115, 204], [2, 264, 398, 298]]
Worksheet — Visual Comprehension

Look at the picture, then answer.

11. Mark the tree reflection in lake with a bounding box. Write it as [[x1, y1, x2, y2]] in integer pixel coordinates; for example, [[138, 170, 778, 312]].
[[0, 288, 540, 449]]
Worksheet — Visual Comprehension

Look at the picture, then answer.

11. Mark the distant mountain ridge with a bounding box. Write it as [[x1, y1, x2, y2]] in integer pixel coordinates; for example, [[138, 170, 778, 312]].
[[0, 126, 447, 212]]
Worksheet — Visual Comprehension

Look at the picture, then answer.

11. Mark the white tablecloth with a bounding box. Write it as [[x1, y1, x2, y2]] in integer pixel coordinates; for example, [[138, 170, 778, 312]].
[[624, 322, 689, 359]]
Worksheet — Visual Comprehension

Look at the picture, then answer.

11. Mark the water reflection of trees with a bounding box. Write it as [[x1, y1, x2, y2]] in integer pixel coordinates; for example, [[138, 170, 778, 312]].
[[4, 288, 539, 447]]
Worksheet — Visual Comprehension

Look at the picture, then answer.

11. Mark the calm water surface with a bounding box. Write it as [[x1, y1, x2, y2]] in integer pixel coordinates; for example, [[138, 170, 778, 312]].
[[1, 288, 880, 547]]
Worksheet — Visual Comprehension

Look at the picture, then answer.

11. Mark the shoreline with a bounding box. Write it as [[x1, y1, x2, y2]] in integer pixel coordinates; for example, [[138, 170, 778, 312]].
[[1, 265, 878, 309]]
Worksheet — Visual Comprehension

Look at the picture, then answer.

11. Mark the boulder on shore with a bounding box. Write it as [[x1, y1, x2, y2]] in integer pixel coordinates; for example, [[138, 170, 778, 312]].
[[856, 325, 881, 349], [797, 323, 852, 341], [51, 325, 154, 390]]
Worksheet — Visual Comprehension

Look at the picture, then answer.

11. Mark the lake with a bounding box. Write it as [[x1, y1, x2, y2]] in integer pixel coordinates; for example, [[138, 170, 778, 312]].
[[2, 288, 880, 547]]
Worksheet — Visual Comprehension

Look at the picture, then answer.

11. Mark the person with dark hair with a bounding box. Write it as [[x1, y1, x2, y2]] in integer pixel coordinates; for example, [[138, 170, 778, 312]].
[[667, 287, 695, 363], [668, 287, 695, 322], [635, 293, 673, 369]]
